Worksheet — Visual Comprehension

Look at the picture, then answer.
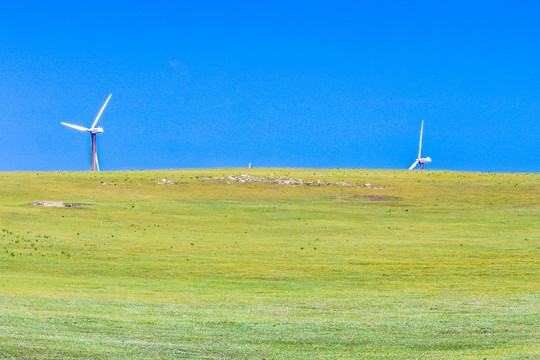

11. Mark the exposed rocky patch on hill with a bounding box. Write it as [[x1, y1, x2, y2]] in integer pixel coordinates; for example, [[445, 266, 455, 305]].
[[200, 175, 384, 189]]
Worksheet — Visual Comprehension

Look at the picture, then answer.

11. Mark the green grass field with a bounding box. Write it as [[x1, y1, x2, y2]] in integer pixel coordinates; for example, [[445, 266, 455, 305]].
[[0, 169, 538, 359]]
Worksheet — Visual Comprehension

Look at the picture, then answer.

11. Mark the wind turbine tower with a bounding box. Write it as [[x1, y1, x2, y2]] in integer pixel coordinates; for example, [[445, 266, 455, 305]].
[[61, 94, 112, 171], [408, 120, 432, 170]]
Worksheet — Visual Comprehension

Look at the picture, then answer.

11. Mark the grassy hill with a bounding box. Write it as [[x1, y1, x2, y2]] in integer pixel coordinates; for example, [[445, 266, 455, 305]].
[[0, 169, 538, 359]]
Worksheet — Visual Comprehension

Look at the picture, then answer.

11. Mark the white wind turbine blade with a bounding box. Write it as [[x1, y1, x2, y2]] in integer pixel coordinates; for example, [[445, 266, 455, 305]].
[[418, 120, 423, 159], [94, 150, 100, 171], [91, 94, 112, 129], [61, 122, 90, 132], [409, 160, 419, 170]]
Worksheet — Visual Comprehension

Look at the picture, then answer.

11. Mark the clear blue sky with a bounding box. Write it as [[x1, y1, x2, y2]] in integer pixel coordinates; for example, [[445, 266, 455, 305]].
[[0, 1, 538, 172]]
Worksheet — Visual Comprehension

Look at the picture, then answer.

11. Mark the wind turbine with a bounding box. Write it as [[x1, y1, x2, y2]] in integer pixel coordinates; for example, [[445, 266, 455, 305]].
[[408, 120, 432, 170], [61, 94, 112, 171]]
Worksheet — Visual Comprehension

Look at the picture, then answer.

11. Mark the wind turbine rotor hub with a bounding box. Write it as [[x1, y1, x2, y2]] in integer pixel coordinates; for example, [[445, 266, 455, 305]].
[[90, 127, 104, 134]]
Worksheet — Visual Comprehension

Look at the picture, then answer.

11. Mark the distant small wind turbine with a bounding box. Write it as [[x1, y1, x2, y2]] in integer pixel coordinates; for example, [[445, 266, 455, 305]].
[[408, 120, 431, 170], [61, 94, 112, 171]]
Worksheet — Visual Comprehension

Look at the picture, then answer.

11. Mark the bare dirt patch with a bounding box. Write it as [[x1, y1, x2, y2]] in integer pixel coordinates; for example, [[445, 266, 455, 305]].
[[32, 201, 81, 208], [348, 195, 401, 201]]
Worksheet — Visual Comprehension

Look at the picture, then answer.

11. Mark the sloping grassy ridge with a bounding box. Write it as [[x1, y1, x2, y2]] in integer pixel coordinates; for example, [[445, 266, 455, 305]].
[[0, 169, 538, 359]]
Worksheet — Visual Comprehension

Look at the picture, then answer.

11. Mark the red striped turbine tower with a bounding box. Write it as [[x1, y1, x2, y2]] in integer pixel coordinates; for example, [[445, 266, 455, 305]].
[[61, 94, 112, 171]]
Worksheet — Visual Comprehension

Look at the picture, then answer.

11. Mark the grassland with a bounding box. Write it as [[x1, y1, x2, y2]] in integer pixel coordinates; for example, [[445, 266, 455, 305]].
[[0, 169, 538, 359]]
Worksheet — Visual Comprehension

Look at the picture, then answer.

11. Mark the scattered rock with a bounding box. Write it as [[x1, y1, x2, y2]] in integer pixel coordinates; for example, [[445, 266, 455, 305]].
[[101, 181, 116, 186], [156, 178, 175, 185]]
